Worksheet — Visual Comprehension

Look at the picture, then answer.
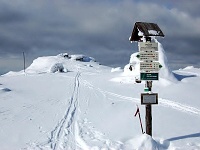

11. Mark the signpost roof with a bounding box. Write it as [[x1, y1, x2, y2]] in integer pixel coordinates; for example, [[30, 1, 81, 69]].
[[129, 22, 165, 42]]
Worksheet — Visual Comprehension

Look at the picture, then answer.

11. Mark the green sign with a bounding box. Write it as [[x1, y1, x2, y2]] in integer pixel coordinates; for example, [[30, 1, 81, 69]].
[[140, 73, 159, 80]]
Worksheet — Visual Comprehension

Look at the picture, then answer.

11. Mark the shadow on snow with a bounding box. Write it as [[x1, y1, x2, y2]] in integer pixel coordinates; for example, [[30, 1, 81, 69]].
[[167, 132, 200, 141], [173, 73, 197, 81]]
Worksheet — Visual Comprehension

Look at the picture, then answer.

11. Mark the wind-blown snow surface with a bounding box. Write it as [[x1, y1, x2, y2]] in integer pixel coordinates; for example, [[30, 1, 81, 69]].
[[0, 52, 200, 150]]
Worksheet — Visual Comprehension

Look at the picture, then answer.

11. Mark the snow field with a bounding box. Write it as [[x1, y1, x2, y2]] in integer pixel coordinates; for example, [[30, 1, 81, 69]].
[[0, 42, 200, 149]]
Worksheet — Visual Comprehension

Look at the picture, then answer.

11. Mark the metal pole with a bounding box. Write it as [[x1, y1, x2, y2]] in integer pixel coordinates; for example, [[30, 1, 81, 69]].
[[146, 81, 152, 136], [138, 109, 145, 134], [23, 52, 25, 73], [135, 106, 145, 134]]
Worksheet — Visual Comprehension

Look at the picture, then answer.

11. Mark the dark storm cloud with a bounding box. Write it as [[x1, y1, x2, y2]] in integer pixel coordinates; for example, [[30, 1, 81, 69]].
[[172, 1, 200, 17], [0, 0, 200, 74]]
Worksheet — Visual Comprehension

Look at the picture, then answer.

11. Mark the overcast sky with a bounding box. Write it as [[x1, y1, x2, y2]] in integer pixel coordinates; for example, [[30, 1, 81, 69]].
[[0, 0, 200, 74]]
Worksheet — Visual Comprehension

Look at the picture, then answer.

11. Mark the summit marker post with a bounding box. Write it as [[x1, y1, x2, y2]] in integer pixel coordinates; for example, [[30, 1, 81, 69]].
[[129, 22, 164, 136]]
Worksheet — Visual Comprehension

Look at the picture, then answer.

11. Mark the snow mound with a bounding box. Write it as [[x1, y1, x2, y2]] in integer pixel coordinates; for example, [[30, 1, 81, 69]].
[[182, 66, 195, 70], [111, 67, 123, 73], [175, 66, 200, 78], [23, 53, 97, 74], [123, 134, 172, 150], [123, 52, 140, 77], [25, 56, 63, 73], [155, 39, 177, 82]]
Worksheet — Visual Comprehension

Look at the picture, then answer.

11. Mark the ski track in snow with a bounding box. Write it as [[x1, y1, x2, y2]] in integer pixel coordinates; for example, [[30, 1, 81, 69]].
[[159, 98, 200, 115], [50, 72, 80, 150], [82, 80, 200, 116], [46, 72, 92, 150], [32, 72, 82, 150], [26, 72, 123, 150]]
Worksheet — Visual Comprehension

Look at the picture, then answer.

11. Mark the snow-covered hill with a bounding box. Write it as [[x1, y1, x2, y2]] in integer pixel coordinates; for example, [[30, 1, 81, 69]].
[[0, 45, 200, 149]]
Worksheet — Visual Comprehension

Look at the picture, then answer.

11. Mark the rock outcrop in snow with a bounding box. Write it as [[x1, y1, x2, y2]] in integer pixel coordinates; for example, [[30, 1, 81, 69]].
[[50, 63, 65, 73]]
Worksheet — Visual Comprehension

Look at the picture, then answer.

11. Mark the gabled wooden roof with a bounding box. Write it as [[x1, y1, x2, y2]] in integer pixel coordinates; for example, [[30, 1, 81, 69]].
[[129, 22, 165, 42]]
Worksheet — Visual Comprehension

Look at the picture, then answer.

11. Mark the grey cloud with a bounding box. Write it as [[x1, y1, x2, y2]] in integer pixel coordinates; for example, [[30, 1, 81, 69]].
[[138, 0, 200, 18], [173, 1, 200, 17], [0, 0, 199, 74]]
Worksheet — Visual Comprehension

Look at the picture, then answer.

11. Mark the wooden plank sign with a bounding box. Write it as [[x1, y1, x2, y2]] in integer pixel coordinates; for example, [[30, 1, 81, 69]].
[[138, 52, 159, 61], [140, 62, 161, 72]]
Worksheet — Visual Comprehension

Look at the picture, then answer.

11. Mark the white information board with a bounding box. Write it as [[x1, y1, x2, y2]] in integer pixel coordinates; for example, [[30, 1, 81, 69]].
[[141, 93, 158, 105]]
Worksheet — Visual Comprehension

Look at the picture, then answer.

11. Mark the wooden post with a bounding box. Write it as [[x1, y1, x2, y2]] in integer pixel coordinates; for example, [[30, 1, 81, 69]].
[[146, 81, 152, 136], [145, 36, 153, 136], [146, 104, 152, 136]]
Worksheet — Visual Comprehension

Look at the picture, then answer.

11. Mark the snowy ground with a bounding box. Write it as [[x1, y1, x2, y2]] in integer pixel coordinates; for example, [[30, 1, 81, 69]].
[[0, 52, 200, 150]]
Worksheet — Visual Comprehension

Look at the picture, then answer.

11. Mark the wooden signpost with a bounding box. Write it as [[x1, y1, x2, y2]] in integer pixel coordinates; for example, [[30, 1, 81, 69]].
[[129, 22, 165, 137], [139, 40, 159, 136]]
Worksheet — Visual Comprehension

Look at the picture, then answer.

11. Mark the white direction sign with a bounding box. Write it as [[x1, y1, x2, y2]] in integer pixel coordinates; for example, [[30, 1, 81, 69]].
[[138, 52, 158, 61], [139, 42, 158, 52], [140, 61, 161, 72]]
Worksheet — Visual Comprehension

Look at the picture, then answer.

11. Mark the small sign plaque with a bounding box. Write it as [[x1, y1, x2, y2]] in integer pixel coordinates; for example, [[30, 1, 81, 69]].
[[139, 42, 158, 52], [141, 93, 158, 105]]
